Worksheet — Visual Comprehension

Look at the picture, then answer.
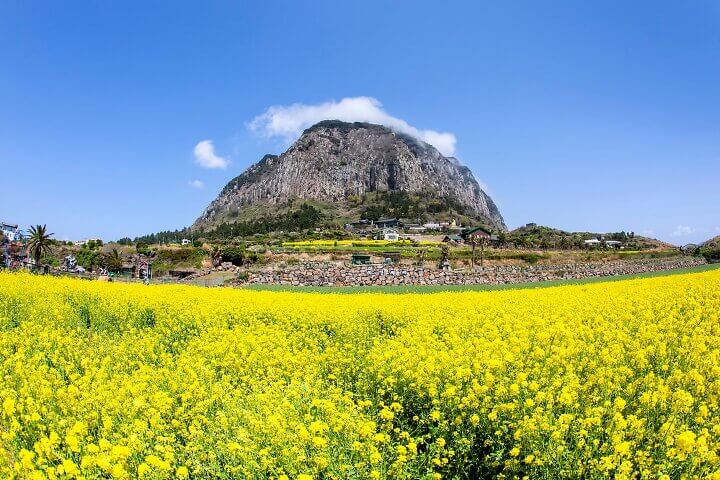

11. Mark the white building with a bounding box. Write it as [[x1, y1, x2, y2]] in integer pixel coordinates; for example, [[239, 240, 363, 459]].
[[383, 229, 400, 241], [1, 222, 19, 242], [181, 239, 191, 246], [584, 238, 601, 247]]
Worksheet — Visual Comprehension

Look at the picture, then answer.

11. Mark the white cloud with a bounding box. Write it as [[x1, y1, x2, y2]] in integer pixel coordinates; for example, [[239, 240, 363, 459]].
[[193, 140, 229, 169], [249, 96, 457, 156], [188, 179, 205, 189], [671, 225, 696, 237]]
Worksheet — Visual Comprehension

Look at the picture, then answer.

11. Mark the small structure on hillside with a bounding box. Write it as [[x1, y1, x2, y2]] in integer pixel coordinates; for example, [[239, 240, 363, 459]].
[[381, 251, 401, 264], [405, 224, 426, 233], [347, 219, 373, 230], [181, 239, 191, 246], [442, 234, 464, 245], [375, 218, 400, 229], [383, 229, 400, 241], [584, 238, 602, 247], [351, 253, 371, 265]]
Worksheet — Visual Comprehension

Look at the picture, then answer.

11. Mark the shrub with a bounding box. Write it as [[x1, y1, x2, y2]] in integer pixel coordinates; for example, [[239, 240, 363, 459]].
[[221, 246, 246, 266], [700, 247, 720, 262]]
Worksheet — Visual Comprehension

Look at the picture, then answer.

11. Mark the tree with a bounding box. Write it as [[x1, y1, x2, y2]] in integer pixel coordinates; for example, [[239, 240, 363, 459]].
[[497, 231, 507, 248], [76, 249, 102, 271], [210, 245, 223, 267], [27, 224, 54, 267], [477, 236, 488, 267], [104, 249, 124, 273], [136, 242, 150, 255]]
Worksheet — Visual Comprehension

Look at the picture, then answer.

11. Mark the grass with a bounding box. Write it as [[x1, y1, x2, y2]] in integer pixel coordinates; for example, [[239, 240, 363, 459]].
[[241, 261, 719, 294]]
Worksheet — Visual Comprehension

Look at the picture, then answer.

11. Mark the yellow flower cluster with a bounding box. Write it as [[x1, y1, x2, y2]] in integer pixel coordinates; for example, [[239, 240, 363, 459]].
[[1, 269, 720, 478]]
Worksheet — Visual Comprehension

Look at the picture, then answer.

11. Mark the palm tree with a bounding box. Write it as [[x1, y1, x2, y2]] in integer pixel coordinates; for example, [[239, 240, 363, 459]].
[[27, 224, 54, 267]]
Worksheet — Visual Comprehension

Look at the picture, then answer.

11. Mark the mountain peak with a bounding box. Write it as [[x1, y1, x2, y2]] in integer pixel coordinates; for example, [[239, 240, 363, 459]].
[[194, 120, 506, 231]]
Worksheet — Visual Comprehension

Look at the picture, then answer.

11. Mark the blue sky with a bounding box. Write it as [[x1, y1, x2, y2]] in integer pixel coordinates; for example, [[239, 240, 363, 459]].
[[1, 1, 718, 244]]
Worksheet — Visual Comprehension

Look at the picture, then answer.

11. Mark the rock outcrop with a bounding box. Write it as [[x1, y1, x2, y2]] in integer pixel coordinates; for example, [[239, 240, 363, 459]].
[[194, 120, 506, 230]]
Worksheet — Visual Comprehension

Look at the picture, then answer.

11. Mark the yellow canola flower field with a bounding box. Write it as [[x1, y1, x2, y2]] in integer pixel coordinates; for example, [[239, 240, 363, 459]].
[[1, 270, 720, 479]]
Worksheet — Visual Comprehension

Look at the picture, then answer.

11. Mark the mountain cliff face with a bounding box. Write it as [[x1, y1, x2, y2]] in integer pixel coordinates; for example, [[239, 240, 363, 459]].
[[193, 120, 506, 230]]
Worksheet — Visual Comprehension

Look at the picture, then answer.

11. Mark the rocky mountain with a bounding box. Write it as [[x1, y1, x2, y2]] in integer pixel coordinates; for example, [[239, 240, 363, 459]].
[[703, 235, 720, 248], [193, 120, 506, 231]]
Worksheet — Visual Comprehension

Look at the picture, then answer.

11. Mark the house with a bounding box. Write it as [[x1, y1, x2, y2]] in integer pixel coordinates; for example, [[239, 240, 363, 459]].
[[375, 218, 400, 229], [442, 235, 464, 244], [383, 229, 400, 241], [604, 240, 622, 248], [584, 238, 602, 247], [348, 219, 373, 230], [181, 239, 191, 246], [1, 222, 19, 242], [462, 226, 492, 242], [423, 223, 441, 230], [74, 238, 102, 247], [405, 224, 426, 233]]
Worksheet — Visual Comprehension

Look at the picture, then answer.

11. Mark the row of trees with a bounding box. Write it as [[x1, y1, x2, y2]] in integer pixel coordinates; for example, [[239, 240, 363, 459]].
[[130, 204, 325, 245]]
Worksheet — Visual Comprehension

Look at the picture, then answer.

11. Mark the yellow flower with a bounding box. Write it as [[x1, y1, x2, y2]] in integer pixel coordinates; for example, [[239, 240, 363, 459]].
[[1, 268, 720, 478]]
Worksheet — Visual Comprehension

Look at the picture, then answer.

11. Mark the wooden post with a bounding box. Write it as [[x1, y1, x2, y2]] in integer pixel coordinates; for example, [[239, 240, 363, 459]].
[[470, 237, 476, 268]]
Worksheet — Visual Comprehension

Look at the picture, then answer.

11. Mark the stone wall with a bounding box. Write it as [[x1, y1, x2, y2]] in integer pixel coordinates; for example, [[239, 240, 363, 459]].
[[238, 257, 706, 287]]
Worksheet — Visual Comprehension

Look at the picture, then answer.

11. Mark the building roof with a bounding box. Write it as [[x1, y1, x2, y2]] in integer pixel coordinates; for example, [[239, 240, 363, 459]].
[[444, 235, 464, 242], [462, 226, 492, 238]]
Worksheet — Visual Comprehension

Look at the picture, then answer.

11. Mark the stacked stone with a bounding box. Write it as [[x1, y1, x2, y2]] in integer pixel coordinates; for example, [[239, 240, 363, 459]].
[[237, 257, 706, 287]]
